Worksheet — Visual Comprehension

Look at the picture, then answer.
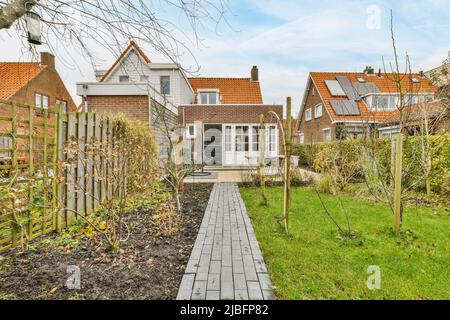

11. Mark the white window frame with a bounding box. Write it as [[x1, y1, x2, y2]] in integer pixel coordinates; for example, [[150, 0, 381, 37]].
[[268, 125, 277, 152], [198, 90, 220, 105], [314, 104, 323, 118], [35, 93, 49, 109], [323, 128, 332, 142], [305, 108, 312, 122], [299, 133, 305, 144], [186, 124, 196, 139]]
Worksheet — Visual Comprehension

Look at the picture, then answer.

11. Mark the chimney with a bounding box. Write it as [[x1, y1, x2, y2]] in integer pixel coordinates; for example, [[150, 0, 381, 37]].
[[363, 66, 375, 75], [251, 66, 259, 82], [40, 52, 55, 70]]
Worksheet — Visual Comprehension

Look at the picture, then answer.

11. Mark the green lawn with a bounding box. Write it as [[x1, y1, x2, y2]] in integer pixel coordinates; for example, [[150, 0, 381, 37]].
[[240, 187, 450, 300]]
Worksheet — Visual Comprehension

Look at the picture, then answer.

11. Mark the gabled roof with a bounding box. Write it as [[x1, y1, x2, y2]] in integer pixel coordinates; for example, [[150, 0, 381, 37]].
[[188, 77, 263, 104], [0, 62, 46, 99], [100, 41, 152, 82], [303, 72, 437, 123]]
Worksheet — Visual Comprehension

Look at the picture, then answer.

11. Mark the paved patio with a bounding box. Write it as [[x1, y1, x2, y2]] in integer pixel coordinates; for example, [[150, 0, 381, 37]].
[[177, 183, 275, 300]]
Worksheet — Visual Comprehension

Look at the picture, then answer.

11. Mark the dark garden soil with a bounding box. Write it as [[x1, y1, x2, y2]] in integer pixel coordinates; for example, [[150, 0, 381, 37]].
[[0, 184, 213, 300]]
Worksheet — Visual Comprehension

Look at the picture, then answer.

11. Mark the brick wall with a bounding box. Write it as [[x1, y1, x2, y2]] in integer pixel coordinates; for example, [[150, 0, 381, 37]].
[[297, 83, 334, 143], [9, 63, 76, 113], [86, 95, 177, 166], [86, 95, 149, 123], [179, 104, 283, 124]]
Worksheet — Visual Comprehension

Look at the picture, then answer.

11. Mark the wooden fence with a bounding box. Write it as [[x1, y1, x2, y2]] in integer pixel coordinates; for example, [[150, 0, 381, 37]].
[[0, 100, 113, 253]]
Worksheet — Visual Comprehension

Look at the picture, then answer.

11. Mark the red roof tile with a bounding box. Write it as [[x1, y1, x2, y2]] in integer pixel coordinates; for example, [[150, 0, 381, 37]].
[[188, 78, 263, 104], [0, 62, 46, 99]]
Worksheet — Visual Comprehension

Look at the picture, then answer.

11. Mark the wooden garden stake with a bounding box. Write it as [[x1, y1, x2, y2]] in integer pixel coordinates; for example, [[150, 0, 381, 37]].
[[283, 97, 292, 234], [259, 114, 267, 206], [393, 133, 403, 233]]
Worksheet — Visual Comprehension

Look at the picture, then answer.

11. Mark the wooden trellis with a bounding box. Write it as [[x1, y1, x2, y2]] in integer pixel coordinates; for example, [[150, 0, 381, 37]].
[[0, 100, 113, 253]]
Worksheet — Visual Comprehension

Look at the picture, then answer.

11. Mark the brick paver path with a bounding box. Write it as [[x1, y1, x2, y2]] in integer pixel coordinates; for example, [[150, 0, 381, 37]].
[[177, 183, 275, 300]]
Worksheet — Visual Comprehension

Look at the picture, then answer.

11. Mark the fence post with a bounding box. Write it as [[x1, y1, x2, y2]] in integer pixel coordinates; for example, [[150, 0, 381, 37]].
[[52, 106, 59, 230], [77, 112, 86, 215], [28, 104, 34, 239], [393, 133, 403, 233], [10, 103, 19, 247], [56, 106, 66, 231], [66, 113, 76, 224]]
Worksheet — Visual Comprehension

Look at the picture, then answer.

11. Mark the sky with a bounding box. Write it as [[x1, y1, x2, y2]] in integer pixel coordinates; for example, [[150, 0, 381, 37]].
[[1, 0, 449, 116]]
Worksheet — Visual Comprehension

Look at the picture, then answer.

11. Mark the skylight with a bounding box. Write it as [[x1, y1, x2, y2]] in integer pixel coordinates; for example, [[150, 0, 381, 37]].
[[357, 77, 366, 83], [411, 77, 420, 83]]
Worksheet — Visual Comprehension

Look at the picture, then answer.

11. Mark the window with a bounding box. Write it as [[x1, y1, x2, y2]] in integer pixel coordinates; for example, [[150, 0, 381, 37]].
[[119, 75, 129, 82], [199, 91, 219, 105], [186, 124, 195, 138], [365, 94, 435, 110], [299, 133, 305, 144], [160, 76, 170, 95], [35, 93, 49, 109], [252, 126, 260, 152], [323, 128, 332, 142], [269, 126, 276, 152], [411, 77, 420, 83], [357, 77, 366, 83], [305, 108, 312, 122], [140, 75, 149, 82], [235, 126, 249, 152], [56, 99, 68, 113], [315, 104, 323, 118], [225, 126, 232, 152]]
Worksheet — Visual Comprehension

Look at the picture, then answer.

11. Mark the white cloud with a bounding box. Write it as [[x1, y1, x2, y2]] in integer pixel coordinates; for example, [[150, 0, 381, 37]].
[[1, 0, 448, 114]]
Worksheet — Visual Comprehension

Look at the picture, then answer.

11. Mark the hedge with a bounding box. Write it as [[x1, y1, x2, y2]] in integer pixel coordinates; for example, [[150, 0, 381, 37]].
[[293, 133, 450, 196]]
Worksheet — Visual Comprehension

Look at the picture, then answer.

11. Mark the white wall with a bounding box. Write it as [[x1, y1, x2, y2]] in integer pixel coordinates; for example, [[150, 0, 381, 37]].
[[103, 48, 194, 107]]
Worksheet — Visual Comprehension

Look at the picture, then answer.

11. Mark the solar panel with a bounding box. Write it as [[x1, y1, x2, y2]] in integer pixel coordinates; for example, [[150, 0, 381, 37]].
[[330, 100, 361, 116], [336, 76, 361, 101], [352, 82, 380, 96], [324, 80, 346, 96]]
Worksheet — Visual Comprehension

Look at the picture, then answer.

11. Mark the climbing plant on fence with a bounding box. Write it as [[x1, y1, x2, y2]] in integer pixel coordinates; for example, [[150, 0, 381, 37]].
[[0, 100, 158, 252]]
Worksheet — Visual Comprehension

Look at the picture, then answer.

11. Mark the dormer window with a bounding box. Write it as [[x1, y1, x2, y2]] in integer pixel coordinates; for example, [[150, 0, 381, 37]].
[[199, 90, 219, 105]]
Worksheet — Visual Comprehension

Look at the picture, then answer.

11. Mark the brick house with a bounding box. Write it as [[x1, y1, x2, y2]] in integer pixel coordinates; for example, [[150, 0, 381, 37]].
[[0, 52, 76, 117], [76, 41, 182, 164], [180, 73, 283, 167], [295, 67, 437, 143], [0, 52, 76, 159], [77, 41, 283, 167]]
